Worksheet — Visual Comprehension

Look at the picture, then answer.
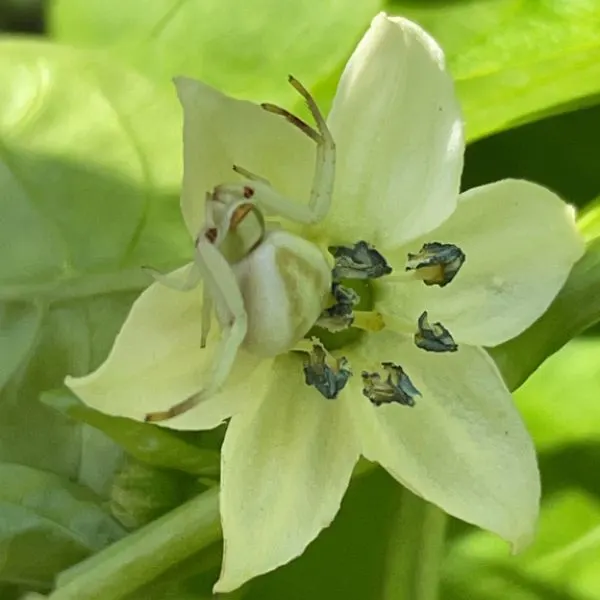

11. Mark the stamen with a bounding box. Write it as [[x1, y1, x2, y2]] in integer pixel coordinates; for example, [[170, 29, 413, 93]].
[[329, 241, 392, 281], [302, 341, 352, 400], [316, 282, 359, 332], [361, 363, 420, 407], [406, 242, 465, 287], [414, 311, 458, 353], [292, 338, 315, 354]]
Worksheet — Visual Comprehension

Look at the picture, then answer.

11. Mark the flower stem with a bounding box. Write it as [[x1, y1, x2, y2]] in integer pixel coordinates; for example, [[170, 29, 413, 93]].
[[381, 487, 447, 600], [48, 487, 221, 600]]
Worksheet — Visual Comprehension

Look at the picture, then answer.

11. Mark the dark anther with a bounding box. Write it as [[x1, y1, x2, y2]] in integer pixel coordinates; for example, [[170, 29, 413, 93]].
[[406, 242, 465, 287], [316, 282, 359, 332], [303, 343, 352, 400], [361, 362, 420, 407], [243, 186, 255, 198], [328, 241, 392, 281], [414, 311, 458, 353]]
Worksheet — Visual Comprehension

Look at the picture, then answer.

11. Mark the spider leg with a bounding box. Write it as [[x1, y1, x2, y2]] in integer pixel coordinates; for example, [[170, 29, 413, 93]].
[[142, 263, 201, 291], [220, 76, 335, 225], [144, 230, 248, 423]]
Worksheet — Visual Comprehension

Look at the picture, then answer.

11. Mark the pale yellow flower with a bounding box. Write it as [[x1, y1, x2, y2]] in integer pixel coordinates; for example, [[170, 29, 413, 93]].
[[66, 13, 584, 592]]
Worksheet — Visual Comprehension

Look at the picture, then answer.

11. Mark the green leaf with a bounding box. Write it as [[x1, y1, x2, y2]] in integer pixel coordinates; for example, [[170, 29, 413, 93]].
[[0, 39, 188, 478], [0, 463, 125, 588], [49, 0, 378, 106], [0, 39, 187, 279], [388, 0, 600, 140], [43, 390, 219, 477], [515, 338, 600, 452], [109, 458, 200, 530], [0, 39, 191, 583], [48, 0, 600, 145], [463, 103, 600, 211], [0, 301, 43, 389]]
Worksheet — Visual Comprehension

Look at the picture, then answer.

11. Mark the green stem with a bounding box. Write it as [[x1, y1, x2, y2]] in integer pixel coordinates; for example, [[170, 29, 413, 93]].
[[382, 488, 447, 600], [48, 488, 221, 600]]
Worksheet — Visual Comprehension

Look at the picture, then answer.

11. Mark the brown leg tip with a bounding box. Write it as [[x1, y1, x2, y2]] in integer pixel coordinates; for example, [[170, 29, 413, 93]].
[[261, 102, 278, 112], [144, 411, 169, 423]]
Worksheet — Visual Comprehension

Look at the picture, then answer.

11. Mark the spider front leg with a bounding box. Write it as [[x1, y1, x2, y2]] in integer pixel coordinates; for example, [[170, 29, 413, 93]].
[[142, 263, 202, 291], [144, 231, 248, 423], [220, 75, 336, 225], [143, 190, 223, 294]]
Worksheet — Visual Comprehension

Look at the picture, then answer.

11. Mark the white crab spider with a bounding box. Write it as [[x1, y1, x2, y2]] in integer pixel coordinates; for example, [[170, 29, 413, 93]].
[[145, 77, 336, 423]]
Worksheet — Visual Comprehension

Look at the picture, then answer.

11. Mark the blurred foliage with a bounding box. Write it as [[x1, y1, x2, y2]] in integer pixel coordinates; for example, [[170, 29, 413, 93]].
[[108, 457, 200, 530], [0, 1, 599, 599], [0, 0, 43, 33], [463, 103, 600, 209], [579, 198, 600, 243], [0, 35, 189, 519], [0, 462, 125, 590], [43, 390, 220, 477], [49, 0, 380, 107]]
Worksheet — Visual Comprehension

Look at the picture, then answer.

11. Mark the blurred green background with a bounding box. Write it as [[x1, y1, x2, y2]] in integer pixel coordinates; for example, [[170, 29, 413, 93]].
[[0, 0, 599, 599]]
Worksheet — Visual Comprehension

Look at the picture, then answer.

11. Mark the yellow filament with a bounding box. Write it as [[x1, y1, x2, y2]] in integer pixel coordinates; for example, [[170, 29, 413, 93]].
[[353, 311, 385, 332]]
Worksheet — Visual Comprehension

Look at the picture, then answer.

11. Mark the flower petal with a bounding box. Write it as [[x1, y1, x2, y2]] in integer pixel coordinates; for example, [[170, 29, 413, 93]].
[[348, 331, 539, 550], [379, 179, 584, 346], [175, 77, 313, 235], [215, 352, 360, 592], [323, 13, 464, 248], [66, 266, 272, 430]]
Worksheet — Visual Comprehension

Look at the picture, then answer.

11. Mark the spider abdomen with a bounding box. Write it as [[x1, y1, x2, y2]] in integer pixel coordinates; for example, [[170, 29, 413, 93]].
[[232, 230, 331, 357]]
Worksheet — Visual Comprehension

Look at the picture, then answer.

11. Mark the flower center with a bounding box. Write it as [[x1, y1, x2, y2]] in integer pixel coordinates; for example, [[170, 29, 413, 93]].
[[300, 239, 467, 405], [308, 277, 374, 350]]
